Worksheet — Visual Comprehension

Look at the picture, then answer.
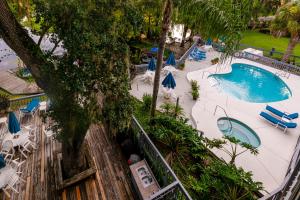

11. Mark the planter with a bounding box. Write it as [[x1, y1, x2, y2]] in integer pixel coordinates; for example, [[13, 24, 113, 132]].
[[54, 142, 96, 191]]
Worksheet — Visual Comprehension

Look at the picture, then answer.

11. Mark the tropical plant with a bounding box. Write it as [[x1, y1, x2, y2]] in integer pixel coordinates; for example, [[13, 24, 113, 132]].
[[160, 102, 184, 118], [271, 1, 300, 62], [150, 0, 254, 117], [204, 136, 259, 165], [190, 80, 199, 100], [141, 93, 152, 113]]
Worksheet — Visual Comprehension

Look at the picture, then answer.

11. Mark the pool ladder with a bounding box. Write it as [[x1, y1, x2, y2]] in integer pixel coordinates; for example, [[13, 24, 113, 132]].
[[214, 105, 233, 133]]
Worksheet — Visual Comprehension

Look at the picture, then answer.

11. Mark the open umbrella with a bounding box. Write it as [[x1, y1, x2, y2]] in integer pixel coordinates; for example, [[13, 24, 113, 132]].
[[162, 73, 176, 89], [8, 112, 20, 134], [166, 52, 176, 66], [147, 58, 156, 71]]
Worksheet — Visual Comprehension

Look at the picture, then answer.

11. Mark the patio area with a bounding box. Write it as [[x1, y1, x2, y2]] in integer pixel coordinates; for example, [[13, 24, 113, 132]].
[[0, 112, 135, 200], [130, 49, 300, 193]]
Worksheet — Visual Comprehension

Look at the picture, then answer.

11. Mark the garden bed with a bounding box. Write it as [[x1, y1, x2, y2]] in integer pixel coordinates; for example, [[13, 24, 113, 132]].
[[132, 97, 263, 199]]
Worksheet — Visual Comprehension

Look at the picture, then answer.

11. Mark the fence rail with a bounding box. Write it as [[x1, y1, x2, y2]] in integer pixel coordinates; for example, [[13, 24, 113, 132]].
[[134, 40, 199, 75], [131, 116, 192, 200], [235, 51, 300, 76], [9, 93, 47, 110]]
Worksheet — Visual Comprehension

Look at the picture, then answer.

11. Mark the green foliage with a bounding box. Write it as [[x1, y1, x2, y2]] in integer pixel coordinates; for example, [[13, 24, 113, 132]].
[[211, 57, 219, 65], [160, 102, 184, 118], [190, 80, 199, 100], [0, 94, 10, 113], [178, 62, 185, 70], [141, 94, 152, 113], [133, 100, 262, 199]]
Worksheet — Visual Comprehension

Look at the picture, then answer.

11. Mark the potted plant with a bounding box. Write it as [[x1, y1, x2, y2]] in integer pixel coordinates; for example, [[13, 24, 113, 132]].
[[190, 80, 199, 100], [211, 57, 219, 65], [178, 62, 185, 70]]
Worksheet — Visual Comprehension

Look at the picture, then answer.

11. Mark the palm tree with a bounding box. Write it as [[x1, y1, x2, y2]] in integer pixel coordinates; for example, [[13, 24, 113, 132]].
[[150, 0, 254, 118], [271, 1, 300, 62]]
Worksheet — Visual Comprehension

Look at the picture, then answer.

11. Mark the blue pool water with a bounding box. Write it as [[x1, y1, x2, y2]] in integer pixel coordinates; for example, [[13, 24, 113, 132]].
[[209, 63, 292, 103], [217, 117, 261, 148]]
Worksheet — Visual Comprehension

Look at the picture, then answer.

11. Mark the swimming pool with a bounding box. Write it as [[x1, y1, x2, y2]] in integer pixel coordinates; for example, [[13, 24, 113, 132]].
[[209, 63, 292, 103], [217, 117, 261, 148]]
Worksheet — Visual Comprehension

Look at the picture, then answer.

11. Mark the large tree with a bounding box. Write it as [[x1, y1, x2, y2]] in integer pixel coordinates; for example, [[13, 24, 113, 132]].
[[150, 0, 254, 118], [0, 0, 139, 177], [271, 1, 300, 62]]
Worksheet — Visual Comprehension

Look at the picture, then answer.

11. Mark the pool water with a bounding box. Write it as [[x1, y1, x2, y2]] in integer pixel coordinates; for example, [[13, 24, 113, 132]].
[[209, 63, 292, 103], [217, 117, 261, 148]]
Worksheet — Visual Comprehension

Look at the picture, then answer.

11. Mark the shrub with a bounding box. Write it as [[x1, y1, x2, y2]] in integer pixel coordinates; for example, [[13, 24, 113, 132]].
[[211, 57, 219, 65], [190, 80, 199, 100], [160, 102, 184, 118], [178, 63, 185, 70], [141, 94, 152, 112]]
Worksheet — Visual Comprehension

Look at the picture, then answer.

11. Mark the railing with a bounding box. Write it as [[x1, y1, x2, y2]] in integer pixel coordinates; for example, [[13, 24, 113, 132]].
[[213, 105, 232, 133], [235, 51, 300, 76], [131, 116, 192, 200], [9, 93, 47, 110], [260, 136, 300, 200]]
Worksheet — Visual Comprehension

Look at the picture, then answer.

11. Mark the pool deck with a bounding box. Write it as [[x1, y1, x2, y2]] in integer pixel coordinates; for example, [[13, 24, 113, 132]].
[[187, 58, 300, 193], [130, 49, 300, 194]]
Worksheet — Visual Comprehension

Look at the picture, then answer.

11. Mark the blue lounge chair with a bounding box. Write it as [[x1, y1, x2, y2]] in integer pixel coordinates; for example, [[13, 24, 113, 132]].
[[260, 111, 297, 133], [20, 98, 40, 118], [266, 105, 298, 120]]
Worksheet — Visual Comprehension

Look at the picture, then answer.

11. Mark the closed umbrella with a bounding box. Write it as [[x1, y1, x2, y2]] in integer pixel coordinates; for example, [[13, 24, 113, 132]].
[[162, 73, 176, 89], [8, 112, 20, 134], [166, 52, 176, 66], [147, 58, 156, 71]]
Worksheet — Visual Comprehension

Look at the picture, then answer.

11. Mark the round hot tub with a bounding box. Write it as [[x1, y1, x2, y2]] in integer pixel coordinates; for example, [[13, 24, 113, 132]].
[[217, 117, 261, 148]]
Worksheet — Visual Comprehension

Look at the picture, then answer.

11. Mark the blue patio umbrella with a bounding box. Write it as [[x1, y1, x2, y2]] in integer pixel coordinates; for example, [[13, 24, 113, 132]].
[[206, 38, 212, 45], [150, 47, 159, 53], [147, 58, 156, 71], [162, 73, 176, 89], [166, 52, 176, 66], [8, 112, 21, 134]]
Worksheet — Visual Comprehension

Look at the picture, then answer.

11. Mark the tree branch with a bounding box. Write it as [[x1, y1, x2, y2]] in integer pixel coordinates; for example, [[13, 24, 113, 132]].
[[49, 39, 61, 55]]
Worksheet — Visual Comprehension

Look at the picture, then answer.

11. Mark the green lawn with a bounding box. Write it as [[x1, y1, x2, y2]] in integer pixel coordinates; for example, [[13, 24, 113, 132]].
[[240, 30, 300, 56]]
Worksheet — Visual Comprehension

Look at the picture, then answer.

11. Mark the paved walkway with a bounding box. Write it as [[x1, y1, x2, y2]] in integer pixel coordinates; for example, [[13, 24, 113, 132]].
[[0, 70, 41, 94], [130, 49, 220, 122]]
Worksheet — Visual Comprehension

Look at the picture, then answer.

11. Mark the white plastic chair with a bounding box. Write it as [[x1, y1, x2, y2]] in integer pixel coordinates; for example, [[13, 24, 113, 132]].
[[24, 125, 37, 142], [0, 140, 15, 162], [3, 171, 25, 194], [18, 135, 36, 158], [161, 87, 177, 100]]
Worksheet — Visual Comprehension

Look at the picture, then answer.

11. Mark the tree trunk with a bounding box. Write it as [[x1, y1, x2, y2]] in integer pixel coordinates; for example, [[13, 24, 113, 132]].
[[147, 15, 151, 39], [0, 1, 89, 178], [0, 0, 48, 90], [282, 35, 299, 63], [180, 25, 188, 48], [150, 0, 173, 118], [62, 142, 87, 179]]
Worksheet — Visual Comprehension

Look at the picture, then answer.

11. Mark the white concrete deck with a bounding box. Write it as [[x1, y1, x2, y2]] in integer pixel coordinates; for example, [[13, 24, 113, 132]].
[[187, 58, 300, 193], [130, 50, 221, 121], [130, 49, 300, 193]]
